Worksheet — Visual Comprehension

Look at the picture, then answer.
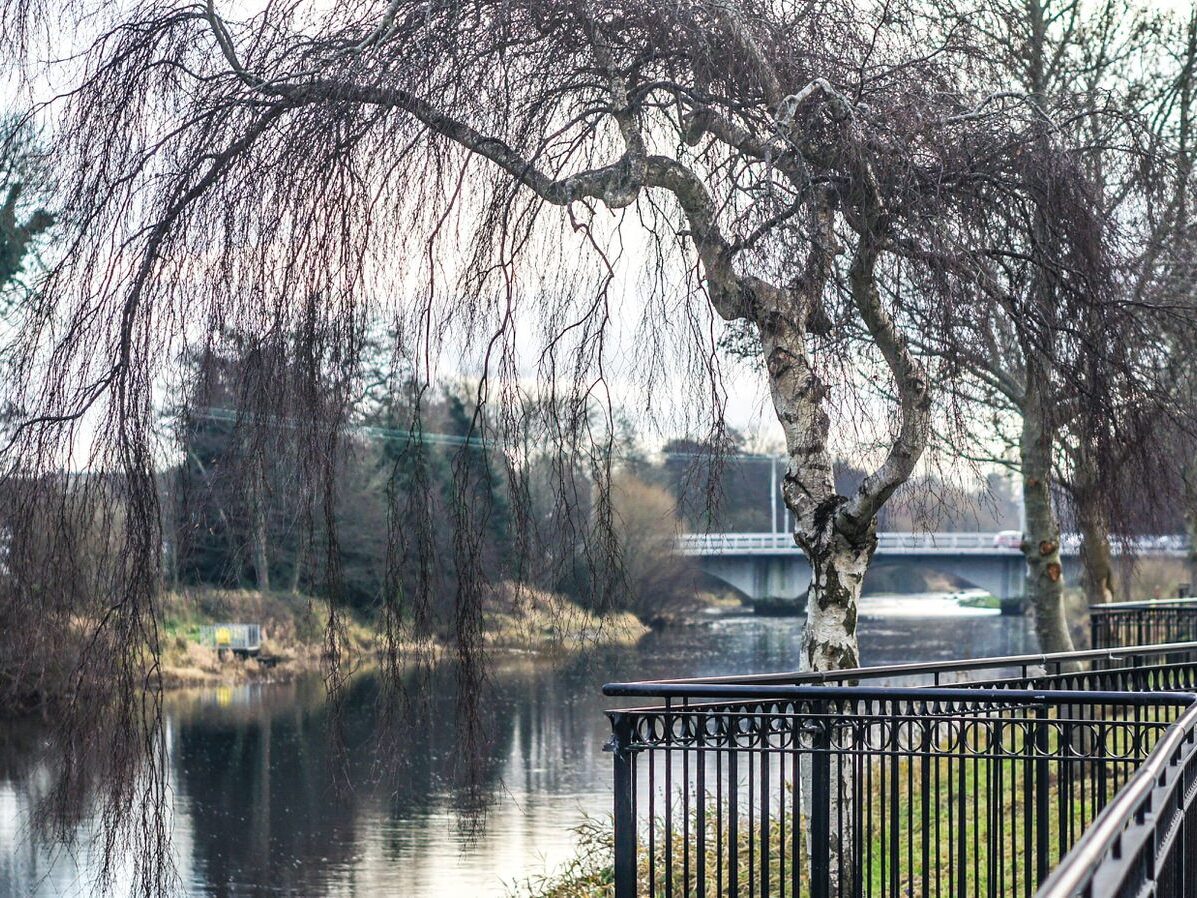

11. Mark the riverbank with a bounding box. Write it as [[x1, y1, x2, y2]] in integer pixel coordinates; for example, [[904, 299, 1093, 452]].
[[159, 583, 650, 688], [1, 595, 1035, 897]]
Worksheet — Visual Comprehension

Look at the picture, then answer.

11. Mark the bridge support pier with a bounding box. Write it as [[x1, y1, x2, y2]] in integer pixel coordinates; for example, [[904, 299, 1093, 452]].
[[701, 555, 812, 605], [689, 534, 1029, 608]]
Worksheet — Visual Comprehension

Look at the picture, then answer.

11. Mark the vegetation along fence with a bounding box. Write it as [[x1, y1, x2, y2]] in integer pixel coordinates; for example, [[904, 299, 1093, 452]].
[[604, 641, 1197, 898], [1090, 598, 1197, 649]]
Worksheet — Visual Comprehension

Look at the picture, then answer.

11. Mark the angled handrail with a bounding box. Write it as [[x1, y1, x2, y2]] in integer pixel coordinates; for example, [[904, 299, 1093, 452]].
[[1037, 702, 1197, 897], [604, 640, 1197, 692]]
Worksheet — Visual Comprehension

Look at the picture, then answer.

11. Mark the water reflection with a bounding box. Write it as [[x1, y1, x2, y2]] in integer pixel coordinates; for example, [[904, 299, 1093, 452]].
[[1, 597, 1031, 897]]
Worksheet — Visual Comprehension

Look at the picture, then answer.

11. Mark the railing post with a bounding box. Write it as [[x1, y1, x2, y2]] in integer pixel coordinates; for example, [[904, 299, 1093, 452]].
[[1035, 704, 1051, 885], [810, 705, 831, 898], [609, 712, 638, 898]]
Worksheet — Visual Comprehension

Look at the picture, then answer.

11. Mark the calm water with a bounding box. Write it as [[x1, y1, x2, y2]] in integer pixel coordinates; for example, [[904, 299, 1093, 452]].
[[0, 594, 1031, 897]]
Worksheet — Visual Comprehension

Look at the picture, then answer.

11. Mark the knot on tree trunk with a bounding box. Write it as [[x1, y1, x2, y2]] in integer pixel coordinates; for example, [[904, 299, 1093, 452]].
[[811, 494, 846, 536]]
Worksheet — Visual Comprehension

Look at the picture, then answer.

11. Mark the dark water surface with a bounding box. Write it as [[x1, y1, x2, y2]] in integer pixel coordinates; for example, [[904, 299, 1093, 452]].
[[0, 595, 1031, 897]]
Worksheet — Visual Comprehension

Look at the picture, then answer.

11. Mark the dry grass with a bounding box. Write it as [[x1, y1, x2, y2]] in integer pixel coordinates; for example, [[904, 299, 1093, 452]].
[[158, 587, 376, 687], [482, 581, 649, 652], [157, 582, 647, 688]]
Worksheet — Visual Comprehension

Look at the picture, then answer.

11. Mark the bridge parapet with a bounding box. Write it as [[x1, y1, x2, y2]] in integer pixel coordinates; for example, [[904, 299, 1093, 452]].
[[677, 531, 1189, 557], [678, 531, 1190, 603], [677, 531, 1022, 556]]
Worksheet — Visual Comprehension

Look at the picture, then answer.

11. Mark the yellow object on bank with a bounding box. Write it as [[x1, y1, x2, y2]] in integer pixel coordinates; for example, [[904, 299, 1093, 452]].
[[215, 626, 231, 646]]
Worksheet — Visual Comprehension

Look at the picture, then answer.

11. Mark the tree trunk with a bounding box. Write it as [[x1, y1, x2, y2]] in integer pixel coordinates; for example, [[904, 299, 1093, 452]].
[[761, 295, 873, 898], [754, 206, 927, 894], [760, 299, 861, 891], [251, 461, 270, 592], [160, 472, 180, 591], [1073, 450, 1116, 607], [802, 530, 870, 671], [1020, 379, 1075, 654], [763, 338, 865, 674], [1182, 461, 1197, 595], [799, 525, 871, 896], [1082, 512, 1115, 613], [289, 531, 305, 595]]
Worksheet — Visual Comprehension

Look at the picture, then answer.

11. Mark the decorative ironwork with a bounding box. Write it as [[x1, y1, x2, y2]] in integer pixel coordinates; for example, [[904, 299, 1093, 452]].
[[1090, 598, 1197, 649], [604, 643, 1197, 898]]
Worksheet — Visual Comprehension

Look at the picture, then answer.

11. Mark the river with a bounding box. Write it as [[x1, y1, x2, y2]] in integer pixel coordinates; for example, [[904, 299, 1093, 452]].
[[0, 594, 1032, 897]]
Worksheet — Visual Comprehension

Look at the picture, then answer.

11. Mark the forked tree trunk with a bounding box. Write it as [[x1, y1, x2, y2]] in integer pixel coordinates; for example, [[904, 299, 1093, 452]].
[[763, 306, 866, 896], [756, 223, 929, 893], [1021, 379, 1075, 654]]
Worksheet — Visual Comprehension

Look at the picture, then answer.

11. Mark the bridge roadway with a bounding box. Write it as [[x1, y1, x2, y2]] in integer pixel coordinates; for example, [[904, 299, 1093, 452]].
[[677, 531, 1188, 605]]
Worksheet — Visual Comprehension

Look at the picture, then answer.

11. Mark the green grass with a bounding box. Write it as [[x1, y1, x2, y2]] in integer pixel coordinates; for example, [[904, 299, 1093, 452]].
[[957, 594, 1002, 609], [513, 712, 1175, 898]]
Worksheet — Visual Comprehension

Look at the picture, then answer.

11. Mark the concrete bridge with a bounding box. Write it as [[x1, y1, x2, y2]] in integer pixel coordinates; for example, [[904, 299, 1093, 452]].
[[678, 531, 1188, 605]]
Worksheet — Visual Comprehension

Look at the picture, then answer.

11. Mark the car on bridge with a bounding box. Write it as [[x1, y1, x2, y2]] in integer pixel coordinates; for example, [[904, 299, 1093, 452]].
[[992, 530, 1022, 549]]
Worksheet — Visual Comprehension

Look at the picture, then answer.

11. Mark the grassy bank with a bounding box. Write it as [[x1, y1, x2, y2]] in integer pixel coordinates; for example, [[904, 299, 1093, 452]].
[[159, 582, 650, 688], [482, 582, 649, 651], [159, 587, 377, 688]]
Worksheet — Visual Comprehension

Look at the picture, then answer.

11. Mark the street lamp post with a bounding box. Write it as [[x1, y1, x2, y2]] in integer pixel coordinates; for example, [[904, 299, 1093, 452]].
[[771, 455, 778, 535]]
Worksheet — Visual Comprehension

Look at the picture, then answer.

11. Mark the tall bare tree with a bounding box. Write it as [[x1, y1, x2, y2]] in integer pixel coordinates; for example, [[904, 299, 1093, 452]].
[[918, 0, 1197, 649], [0, 2, 1126, 888]]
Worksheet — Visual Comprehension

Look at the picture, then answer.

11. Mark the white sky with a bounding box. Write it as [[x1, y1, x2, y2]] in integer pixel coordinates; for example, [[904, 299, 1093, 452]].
[[3, 0, 1191, 475]]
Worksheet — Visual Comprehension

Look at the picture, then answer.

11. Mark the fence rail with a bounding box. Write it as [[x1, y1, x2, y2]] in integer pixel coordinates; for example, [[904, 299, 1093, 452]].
[[1090, 598, 1197, 649], [610, 640, 1197, 692], [604, 643, 1197, 898]]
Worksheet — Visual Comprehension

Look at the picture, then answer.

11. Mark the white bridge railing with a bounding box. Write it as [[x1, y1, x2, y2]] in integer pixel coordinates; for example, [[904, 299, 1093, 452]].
[[676, 531, 1190, 557]]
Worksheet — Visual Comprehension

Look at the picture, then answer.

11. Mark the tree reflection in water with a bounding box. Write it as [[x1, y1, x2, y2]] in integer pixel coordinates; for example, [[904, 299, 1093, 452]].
[[0, 607, 1032, 897]]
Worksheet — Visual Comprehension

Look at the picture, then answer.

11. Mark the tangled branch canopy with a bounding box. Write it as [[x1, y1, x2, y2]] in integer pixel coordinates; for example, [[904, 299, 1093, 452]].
[[0, 0, 1166, 893]]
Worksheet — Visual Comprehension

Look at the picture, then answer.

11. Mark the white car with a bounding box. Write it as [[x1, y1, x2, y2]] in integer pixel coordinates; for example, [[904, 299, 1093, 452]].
[[993, 530, 1023, 549]]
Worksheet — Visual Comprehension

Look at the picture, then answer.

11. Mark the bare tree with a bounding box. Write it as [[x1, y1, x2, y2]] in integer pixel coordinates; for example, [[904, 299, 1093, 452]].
[[1158, 11, 1197, 588], [0, 1, 1125, 888], [915, 0, 1197, 648]]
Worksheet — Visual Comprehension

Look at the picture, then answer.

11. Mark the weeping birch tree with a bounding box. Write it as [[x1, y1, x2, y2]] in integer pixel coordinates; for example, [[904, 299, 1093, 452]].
[[2, 0, 1115, 668]]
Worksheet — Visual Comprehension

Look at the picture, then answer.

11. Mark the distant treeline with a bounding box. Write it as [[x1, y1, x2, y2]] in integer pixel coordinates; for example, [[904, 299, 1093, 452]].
[[159, 338, 1046, 631]]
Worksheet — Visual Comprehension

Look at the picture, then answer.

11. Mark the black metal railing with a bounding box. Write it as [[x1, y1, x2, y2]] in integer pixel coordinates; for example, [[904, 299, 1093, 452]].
[[1090, 598, 1197, 649], [631, 641, 1197, 693], [603, 644, 1197, 898], [1037, 702, 1197, 898]]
